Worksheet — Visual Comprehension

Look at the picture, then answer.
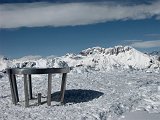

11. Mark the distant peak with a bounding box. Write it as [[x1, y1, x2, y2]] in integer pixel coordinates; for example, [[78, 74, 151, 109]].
[[80, 45, 132, 56], [0, 55, 9, 60], [149, 51, 160, 56]]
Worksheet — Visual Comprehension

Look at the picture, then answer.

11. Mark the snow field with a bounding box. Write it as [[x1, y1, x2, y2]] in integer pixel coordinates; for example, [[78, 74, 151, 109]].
[[0, 70, 160, 120]]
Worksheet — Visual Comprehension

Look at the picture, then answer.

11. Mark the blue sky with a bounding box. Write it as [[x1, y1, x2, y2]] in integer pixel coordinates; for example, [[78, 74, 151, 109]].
[[0, 0, 160, 58]]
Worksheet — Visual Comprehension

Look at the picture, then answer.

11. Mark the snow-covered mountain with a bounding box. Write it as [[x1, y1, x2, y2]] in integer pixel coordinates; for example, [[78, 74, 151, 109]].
[[61, 46, 160, 73], [0, 46, 160, 73], [147, 51, 160, 62], [149, 51, 160, 56]]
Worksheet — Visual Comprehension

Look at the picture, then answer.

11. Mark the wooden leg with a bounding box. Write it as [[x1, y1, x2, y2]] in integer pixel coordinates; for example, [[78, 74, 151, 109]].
[[8, 73, 16, 105], [28, 74, 33, 100], [47, 74, 52, 106], [12, 74, 19, 103], [24, 74, 29, 107], [38, 93, 41, 106], [60, 73, 67, 104]]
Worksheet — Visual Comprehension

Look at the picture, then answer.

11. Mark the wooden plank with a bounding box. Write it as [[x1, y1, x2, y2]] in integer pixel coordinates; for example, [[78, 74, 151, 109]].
[[24, 74, 29, 107], [47, 74, 52, 106], [12, 74, 19, 103], [8, 67, 70, 75], [28, 74, 33, 100], [60, 73, 67, 104]]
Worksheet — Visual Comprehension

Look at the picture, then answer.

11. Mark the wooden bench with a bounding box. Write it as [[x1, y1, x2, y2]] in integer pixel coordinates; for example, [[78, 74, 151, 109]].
[[7, 68, 70, 107]]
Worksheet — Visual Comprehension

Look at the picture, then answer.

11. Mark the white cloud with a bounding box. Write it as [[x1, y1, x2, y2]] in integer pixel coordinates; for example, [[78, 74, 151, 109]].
[[124, 40, 143, 42], [130, 40, 160, 48], [0, 1, 160, 28], [145, 33, 160, 38]]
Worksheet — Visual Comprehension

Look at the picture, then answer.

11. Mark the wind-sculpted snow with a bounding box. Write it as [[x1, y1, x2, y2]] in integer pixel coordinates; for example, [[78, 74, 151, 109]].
[[0, 70, 160, 120]]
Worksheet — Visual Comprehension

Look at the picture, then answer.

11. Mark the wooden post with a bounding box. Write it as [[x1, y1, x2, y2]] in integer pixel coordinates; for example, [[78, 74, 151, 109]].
[[47, 74, 52, 106], [38, 93, 41, 105], [60, 73, 67, 104], [28, 74, 33, 100], [8, 72, 16, 105], [24, 74, 29, 107], [12, 75, 19, 103]]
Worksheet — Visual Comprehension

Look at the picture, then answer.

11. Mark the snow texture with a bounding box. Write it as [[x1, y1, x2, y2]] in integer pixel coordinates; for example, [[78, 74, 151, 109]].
[[0, 70, 160, 120]]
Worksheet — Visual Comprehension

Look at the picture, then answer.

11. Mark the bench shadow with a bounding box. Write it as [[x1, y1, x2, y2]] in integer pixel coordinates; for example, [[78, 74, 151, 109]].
[[51, 89, 104, 104]]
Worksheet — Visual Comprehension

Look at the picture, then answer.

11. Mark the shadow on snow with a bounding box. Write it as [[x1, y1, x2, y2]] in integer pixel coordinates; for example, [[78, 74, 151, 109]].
[[51, 89, 104, 104]]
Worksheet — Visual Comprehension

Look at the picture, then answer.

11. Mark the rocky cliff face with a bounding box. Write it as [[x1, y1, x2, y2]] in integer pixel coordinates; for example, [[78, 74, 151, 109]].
[[80, 46, 131, 56]]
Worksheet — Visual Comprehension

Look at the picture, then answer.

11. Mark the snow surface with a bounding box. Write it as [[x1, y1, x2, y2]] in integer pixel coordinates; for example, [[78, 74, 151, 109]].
[[0, 46, 160, 120], [119, 110, 160, 120], [0, 70, 160, 120]]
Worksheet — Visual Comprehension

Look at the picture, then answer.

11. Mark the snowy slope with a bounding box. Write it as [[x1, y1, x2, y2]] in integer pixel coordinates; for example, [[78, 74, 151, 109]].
[[0, 46, 160, 73]]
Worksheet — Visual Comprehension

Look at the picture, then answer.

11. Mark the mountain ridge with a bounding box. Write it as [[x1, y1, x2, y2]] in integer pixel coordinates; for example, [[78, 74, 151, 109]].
[[0, 46, 160, 73]]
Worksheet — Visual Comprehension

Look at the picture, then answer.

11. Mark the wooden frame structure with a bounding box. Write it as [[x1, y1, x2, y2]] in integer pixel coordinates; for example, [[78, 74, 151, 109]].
[[7, 68, 70, 107]]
